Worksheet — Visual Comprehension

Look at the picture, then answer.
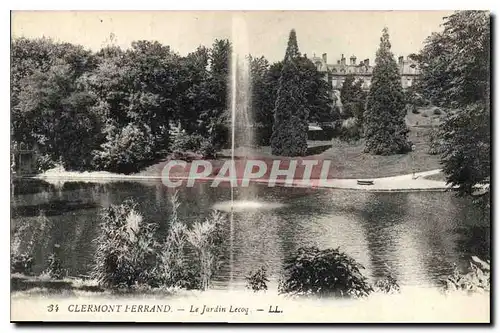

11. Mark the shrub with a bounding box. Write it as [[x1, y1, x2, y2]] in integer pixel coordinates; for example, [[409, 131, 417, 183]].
[[91, 193, 227, 291], [170, 131, 216, 160], [199, 140, 217, 159], [171, 131, 205, 153], [35, 153, 56, 172], [245, 266, 269, 292], [91, 200, 159, 288], [405, 89, 429, 107], [427, 128, 444, 155], [92, 123, 156, 174], [441, 257, 490, 294], [278, 247, 373, 298], [433, 107, 442, 115], [340, 117, 362, 142], [167, 151, 203, 163]]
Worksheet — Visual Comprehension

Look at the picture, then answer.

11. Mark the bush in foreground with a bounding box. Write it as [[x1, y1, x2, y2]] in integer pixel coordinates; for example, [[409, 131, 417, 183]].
[[92, 194, 227, 291], [91, 200, 159, 288], [441, 256, 490, 294], [278, 247, 373, 298]]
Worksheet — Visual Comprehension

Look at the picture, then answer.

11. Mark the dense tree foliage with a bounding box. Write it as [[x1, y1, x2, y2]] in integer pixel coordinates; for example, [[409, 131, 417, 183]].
[[364, 28, 411, 155], [414, 11, 490, 202], [412, 11, 490, 108], [249, 56, 274, 145], [14, 64, 102, 170], [11, 32, 333, 171], [251, 53, 333, 146]]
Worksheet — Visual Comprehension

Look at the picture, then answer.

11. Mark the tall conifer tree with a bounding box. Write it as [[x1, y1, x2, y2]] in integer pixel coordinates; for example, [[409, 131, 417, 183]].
[[364, 28, 410, 155], [270, 29, 309, 156]]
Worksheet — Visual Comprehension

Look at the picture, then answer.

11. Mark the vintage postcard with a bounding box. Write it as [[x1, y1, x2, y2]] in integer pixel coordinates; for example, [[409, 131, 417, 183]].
[[10, 10, 491, 323]]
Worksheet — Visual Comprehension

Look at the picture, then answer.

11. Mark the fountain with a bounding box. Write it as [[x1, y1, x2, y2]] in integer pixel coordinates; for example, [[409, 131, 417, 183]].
[[223, 15, 284, 210], [219, 15, 286, 287], [218, 16, 287, 209]]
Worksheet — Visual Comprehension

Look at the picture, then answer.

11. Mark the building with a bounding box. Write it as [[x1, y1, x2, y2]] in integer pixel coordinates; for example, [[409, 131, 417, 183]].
[[310, 53, 419, 91]]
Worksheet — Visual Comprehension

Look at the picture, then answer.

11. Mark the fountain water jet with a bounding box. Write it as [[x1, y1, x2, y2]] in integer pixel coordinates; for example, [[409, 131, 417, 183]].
[[225, 16, 286, 209], [223, 15, 286, 210], [221, 15, 281, 288]]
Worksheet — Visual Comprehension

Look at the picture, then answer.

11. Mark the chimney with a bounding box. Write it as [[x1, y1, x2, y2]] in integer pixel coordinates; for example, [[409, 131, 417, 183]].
[[350, 55, 357, 65], [364, 59, 369, 66], [322, 53, 327, 63], [341, 54, 346, 66], [398, 56, 404, 65], [337, 60, 340, 65]]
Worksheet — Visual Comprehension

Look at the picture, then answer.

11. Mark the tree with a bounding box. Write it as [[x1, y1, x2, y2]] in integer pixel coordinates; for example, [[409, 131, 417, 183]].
[[14, 64, 102, 170], [340, 74, 366, 123], [415, 11, 490, 204], [205, 39, 232, 140], [364, 27, 411, 155], [270, 29, 309, 156], [176, 46, 213, 134], [85, 40, 184, 172], [440, 104, 490, 200], [413, 11, 490, 108], [11, 37, 96, 110], [267, 57, 333, 126], [124, 40, 181, 150], [250, 55, 274, 145]]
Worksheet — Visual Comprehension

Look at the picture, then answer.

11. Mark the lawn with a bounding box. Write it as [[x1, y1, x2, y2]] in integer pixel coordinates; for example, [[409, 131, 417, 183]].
[[313, 126, 441, 179]]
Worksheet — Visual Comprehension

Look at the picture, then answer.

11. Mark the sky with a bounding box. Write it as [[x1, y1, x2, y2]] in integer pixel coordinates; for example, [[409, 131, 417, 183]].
[[11, 10, 454, 64]]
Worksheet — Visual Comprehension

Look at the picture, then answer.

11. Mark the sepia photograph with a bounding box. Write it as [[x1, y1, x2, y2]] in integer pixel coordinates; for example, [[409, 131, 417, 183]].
[[9, 9, 491, 323]]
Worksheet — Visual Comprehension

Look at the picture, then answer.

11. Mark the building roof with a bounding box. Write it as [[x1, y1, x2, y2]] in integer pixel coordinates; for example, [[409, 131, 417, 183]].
[[311, 53, 419, 76]]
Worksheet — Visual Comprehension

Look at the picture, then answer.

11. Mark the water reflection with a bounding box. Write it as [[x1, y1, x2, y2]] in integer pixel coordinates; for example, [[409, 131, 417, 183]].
[[357, 193, 407, 283], [10, 179, 489, 289]]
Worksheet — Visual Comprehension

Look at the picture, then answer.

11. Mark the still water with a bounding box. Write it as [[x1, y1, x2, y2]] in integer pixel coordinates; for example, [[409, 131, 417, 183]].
[[11, 178, 490, 290]]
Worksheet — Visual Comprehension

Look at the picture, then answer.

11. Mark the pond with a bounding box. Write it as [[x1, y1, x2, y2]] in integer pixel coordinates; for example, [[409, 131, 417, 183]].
[[10, 178, 490, 291]]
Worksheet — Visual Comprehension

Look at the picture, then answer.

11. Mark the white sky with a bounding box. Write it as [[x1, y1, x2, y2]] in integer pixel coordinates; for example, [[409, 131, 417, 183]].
[[11, 11, 454, 64]]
